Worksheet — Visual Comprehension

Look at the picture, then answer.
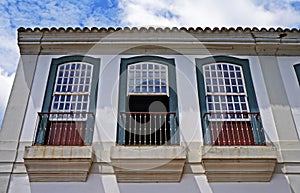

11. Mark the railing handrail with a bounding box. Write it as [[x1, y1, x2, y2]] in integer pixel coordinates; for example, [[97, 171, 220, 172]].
[[202, 111, 260, 119], [118, 111, 178, 145], [120, 111, 176, 115]]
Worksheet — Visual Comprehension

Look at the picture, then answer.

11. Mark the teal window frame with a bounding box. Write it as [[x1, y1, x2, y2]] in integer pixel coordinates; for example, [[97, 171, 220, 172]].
[[35, 55, 100, 145], [196, 56, 264, 145], [294, 63, 300, 85], [117, 56, 179, 145]]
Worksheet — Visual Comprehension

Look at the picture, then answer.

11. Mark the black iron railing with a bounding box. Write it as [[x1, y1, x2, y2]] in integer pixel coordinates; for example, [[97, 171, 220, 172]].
[[118, 112, 178, 145]]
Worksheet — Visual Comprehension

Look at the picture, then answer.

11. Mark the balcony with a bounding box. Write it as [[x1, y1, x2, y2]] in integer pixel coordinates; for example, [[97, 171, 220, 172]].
[[111, 111, 186, 182], [202, 112, 266, 146], [201, 112, 277, 182], [23, 112, 94, 182], [34, 112, 95, 145], [117, 112, 178, 145]]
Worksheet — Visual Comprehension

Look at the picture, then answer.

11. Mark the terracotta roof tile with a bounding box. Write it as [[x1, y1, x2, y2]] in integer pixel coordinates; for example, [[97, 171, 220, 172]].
[[17, 27, 300, 33]]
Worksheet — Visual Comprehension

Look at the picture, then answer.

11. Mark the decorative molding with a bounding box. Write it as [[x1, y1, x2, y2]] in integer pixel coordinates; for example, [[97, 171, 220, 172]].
[[202, 146, 277, 182], [110, 146, 186, 182], [23, 146, 93, 182], [18, 27, 300, 55]]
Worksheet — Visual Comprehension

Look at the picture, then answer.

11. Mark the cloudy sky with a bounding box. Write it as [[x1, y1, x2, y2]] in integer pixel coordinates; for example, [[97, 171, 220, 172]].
[[0, 0, 300, 126]]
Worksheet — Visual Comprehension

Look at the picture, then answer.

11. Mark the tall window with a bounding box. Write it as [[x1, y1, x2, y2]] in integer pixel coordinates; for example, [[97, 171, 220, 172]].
[[117, 56, 179, 145], [196, 56, 265, 146], [35, 56, 100, 146], [50, 62, 93, 119]]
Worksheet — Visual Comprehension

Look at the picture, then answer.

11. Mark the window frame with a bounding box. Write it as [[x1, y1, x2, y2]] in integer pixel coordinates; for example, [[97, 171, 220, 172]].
[[50, 62, 94, 121], [117, 56, 179, 145], [42, 55, 100, 114], [35, 55, 100, 145], [196, 56, 261, 144]]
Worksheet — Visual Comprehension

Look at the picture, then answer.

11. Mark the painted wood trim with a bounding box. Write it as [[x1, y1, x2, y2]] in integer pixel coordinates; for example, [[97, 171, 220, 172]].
[[117, 56, 179, 144]]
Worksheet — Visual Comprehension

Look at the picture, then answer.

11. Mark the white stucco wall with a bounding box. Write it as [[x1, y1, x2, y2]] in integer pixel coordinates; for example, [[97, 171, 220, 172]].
[[247, 56, 279, 142], [8, 174, 291, 193], [277, 57, 300, 139], [20, 55, 55, 142]]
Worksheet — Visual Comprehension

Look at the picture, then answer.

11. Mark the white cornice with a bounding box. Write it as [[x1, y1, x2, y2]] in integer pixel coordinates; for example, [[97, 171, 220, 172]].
[[18, 27, 300, 56]]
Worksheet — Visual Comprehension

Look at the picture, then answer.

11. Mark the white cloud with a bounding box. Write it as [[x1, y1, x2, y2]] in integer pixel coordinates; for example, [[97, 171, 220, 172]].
[[0, 11, 19, 74], [0, 68, 15, 127], [118, 0, 300, 28], [119, 0, 180, 27], [0, 3, 19, 127], [0, 0, 121, 126]]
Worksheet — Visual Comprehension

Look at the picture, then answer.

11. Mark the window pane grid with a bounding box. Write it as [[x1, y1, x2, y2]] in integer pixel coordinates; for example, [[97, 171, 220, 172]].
[[127, 62, 168, 95], [204, 63, 247, 95], [51, 62, 93, 118], [204, 63, 250, 120]]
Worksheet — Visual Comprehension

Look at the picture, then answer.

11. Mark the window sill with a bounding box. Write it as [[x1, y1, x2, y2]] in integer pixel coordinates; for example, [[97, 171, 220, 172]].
[[23, 145, 93, 182], [110, 145, 186, 182], [202, 145, 277, 182]]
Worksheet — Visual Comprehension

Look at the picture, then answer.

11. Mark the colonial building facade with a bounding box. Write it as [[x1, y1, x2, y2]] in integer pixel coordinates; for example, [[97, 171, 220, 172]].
[[0, 27, 300, 193]]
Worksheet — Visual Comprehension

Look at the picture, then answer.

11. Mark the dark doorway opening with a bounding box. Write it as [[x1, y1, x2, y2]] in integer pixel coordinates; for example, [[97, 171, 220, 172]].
[[123, 95, 171, 145]]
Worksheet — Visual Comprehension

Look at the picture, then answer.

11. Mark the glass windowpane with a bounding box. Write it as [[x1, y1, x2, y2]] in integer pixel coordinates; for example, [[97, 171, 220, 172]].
[[82, 103, 88, 110], [149, 86, 154, 92], [127, 63, 168, 95], [59, 103, 64, 110], [232, 86, 238, 93], [155, 86, 160, 92]]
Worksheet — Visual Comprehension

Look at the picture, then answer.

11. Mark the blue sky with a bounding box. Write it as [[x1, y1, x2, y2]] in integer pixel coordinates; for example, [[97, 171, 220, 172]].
[[0, 0, 300, 127]]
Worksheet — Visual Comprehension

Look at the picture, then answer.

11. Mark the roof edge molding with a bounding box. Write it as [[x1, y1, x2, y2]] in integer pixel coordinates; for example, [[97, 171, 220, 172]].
[[17, 26, 300, 56]]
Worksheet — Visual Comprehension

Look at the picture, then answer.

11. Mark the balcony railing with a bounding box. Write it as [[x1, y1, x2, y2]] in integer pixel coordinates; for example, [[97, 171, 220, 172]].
[[118, 112, 178, 145], [203, 112, 266, 146], [34, 112, 95, 146]]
